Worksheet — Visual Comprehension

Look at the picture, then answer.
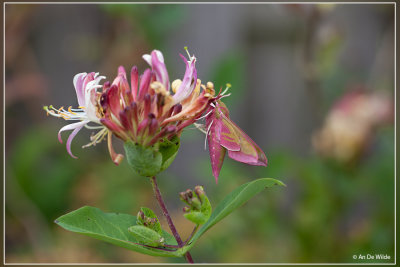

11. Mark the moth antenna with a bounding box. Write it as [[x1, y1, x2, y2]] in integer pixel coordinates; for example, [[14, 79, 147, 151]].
[[204, 120, 214, 150], [210, 102, 216, 108], [195, 109, 213, 121]]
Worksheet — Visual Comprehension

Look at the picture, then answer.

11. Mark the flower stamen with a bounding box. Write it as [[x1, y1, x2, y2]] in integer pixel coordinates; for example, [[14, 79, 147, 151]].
[[220, 83, 231, 97]]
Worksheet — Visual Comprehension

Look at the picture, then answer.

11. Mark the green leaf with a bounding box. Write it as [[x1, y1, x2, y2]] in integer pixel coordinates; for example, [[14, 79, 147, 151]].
[[124, 141, 162, 177], [183, 211, 209, 226], [158, 136, 180, 172], [137, 207, 162, 235], [55, 206, 180, 257], [179, 178, 285, 254], [128, 225, 164, 247]]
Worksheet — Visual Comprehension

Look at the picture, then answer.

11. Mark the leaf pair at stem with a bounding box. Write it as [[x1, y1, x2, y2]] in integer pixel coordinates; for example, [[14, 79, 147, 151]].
[[55, 178, 284, 259]]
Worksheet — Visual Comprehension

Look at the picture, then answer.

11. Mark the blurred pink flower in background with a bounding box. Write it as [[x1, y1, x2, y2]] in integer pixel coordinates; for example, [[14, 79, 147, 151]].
[[312, 86, 393, 164]]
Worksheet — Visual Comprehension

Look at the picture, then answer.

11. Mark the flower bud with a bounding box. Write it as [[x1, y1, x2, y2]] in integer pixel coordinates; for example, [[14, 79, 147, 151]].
[[179, 185, 212, 225]]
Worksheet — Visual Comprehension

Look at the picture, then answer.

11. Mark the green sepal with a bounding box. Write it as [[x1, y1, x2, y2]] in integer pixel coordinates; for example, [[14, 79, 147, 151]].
[[124, 142, 162, 177], [124, 136, 180, 177], [128, 225, 165, 247], [158, 135, 180, 172]]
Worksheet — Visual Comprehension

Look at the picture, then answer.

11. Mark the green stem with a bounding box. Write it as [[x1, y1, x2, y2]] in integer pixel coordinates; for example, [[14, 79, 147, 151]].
[[150, 176, 194, 263]]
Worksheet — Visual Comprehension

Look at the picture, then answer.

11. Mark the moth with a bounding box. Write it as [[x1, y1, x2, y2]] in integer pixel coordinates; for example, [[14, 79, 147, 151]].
[[202, 94, 268, 183]]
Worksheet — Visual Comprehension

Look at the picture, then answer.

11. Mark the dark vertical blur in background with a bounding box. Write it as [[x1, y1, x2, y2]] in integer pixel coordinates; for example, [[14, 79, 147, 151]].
[[5, 3, 394, 263]]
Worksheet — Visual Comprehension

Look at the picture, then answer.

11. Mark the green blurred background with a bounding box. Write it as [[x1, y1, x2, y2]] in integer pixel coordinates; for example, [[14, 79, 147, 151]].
[[5, 3, 394, 263]]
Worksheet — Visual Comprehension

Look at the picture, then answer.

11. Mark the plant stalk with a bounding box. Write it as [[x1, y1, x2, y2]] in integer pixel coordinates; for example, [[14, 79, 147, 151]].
[[150, 176, 194, 263]]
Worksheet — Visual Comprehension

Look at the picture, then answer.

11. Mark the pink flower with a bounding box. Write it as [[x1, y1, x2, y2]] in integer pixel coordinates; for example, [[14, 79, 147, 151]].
[[44, 72, 112, 159], [99, 49, 212, 153], [312, 87, 393, 163]]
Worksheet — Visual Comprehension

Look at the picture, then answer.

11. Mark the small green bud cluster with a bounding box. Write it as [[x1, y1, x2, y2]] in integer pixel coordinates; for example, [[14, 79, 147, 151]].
[[128, 207, 165, 247], [179, 186, 212, 225], [137, 210, 158, 228]]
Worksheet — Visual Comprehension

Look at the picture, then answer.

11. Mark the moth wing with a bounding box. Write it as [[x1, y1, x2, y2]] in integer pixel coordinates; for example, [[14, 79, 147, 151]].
[[219, 113, 268, 166], [218, 110, 241, 151], [206, 114, 226, 183]]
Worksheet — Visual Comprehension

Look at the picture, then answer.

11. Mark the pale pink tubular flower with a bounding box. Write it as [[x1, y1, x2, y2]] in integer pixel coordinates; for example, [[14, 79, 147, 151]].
[[142, 50, 170, 91], [44, 72, 111, 159], [143, 48, 198, 105], [171, 50, 197, 104]]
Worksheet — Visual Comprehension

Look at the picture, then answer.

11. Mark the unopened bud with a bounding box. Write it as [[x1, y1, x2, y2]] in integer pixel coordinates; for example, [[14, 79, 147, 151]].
[[148, 118, 158, 136], [194, 186, 205, 199], [191, 197, 202, 210], [186, 189, 193, 199], [172, 104, 182, 115], [179, 191, 188, 203], [180, 185, 212, 225], [165, 125, 177, 133]]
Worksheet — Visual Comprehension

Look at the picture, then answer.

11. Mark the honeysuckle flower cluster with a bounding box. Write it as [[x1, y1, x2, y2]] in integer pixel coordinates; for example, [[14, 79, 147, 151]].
[[99, 50, 210, 150], [45, 49, 213, 165], [44, 48, 268, 181]]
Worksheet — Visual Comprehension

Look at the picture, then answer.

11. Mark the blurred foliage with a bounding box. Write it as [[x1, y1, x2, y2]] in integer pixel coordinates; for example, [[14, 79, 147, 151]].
[[208, 52, 246, 107], [101, 4, 184, 49]]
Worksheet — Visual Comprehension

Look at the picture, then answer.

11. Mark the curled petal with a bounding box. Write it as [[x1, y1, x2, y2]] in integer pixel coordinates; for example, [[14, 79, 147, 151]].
[[172, 54, 197, 104], [57, 120, 88, 158], [73, 73, 87, 107], [107, 131, 124, 165], [66, 125, 85, 159], [57, 120, 88, 144]]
